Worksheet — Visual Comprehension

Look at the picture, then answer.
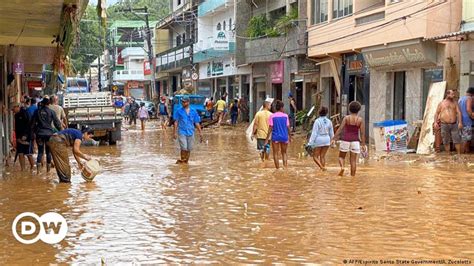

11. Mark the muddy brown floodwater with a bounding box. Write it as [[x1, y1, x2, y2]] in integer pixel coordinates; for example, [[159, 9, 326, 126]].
[[1, 122, 473, 264]]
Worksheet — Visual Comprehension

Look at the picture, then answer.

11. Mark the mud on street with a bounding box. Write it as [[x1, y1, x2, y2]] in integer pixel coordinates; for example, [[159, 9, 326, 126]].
[[1, 122, 473, 264]]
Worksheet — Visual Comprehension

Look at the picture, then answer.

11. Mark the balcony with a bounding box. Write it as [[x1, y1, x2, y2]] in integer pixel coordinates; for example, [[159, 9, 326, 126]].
[[244, 20, 307, 64], [156, 43, 192, 72], [198, 0, 232, 17], [113, 69, 145, 81]]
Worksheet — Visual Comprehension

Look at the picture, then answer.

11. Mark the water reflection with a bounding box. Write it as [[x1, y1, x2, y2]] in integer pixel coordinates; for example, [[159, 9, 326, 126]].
[[0, 123, 473, 264]]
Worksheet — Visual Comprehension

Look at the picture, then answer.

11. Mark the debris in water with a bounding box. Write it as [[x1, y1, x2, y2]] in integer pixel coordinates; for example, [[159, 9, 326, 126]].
[[251, 225, 261, 233], [357, 207, 363, 210]]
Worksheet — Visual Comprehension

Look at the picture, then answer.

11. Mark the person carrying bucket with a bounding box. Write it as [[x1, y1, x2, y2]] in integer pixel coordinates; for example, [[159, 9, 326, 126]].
[[48, 127, 94, 183]]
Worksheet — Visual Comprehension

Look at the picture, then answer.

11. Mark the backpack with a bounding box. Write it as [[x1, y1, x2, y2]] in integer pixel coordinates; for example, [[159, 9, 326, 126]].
[[159, 103, 167, 115]]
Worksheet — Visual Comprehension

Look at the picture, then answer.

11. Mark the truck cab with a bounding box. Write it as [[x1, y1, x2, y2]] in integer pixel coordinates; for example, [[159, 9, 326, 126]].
[[171, 95, 207, 120], [66, 77, 89, 93]]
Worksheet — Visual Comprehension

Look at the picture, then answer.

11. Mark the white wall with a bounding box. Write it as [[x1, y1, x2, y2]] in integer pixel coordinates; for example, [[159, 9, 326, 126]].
[[196, 7, 235, 53]]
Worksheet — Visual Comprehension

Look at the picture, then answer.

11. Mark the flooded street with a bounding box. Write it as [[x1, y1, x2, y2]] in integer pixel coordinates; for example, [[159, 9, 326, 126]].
[[1, 122, 473, 264]]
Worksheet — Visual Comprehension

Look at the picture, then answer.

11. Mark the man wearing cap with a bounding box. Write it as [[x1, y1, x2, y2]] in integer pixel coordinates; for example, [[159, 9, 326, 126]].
[[173, 95, 203, 164], [12, 103, 35, 170], [288, 92, 297, 133]]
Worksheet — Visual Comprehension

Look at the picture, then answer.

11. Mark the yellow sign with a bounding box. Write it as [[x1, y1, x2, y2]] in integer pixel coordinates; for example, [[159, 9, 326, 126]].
[[112, 86, 118, 91]]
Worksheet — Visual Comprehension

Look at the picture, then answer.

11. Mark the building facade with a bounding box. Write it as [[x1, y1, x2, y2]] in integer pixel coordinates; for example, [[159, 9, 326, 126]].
[[194, 0, 251, 100], [155, 0, 198, 97], [307, 0, 462, 140], [236, 0, 310, 120], [0, 0, 85, 164]]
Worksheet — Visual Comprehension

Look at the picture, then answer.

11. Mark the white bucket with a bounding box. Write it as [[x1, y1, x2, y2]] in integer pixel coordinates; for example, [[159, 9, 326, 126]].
[[81, 159, 101, 182]]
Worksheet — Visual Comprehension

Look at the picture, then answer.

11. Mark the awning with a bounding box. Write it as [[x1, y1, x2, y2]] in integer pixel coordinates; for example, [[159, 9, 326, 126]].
[[424, 29, 474, 41]]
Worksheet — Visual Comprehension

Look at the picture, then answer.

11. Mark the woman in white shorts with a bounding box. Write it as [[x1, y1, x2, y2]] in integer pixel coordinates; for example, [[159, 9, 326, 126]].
[[332, 101, 367, 176]]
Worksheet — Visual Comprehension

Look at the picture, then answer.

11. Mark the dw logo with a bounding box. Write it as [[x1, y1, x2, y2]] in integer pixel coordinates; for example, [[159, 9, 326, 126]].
[[12, 212, 68, 244]]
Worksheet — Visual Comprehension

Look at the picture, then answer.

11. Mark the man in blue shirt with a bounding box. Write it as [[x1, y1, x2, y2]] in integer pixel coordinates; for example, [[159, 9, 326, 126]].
[[173, 95, 203, 164], [27, 98, 38, 118]]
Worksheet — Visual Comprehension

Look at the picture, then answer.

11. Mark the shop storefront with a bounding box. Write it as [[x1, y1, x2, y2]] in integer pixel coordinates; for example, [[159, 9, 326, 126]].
[[296, 57, 320, 110], [198, 57, 250, 100], [362, 39, 442, 136], [342, 53, 370, 137]]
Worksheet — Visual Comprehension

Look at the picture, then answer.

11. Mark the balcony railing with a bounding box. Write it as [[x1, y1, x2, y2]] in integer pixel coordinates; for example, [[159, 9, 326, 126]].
[[244, 20, 307, 64], [198, 0, 231, 17], [156, 43, 193, 72], [113, 69, 145, 81]]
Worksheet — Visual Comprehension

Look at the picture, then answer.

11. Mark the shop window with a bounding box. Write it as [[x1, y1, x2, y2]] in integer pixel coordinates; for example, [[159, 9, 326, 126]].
[[312, 0, 328, 24], [217, 23, 221, 31], [393, 71, 406, 120], [333, 0, 353, 19]]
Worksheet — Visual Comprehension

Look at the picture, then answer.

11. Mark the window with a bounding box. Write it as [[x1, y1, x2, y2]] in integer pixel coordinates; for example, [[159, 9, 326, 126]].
[[176, 35, 181, 46], [217, 23, 221, 31], [333, 0, 353, 19], [177, 0, 182, 6], [182, 33, 186, 43], [229, 18, 232, 30], [223, 21, 226, 31], [312, 0, 328, 24]]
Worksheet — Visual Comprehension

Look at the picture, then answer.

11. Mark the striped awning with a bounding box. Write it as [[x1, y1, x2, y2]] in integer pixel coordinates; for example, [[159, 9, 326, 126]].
[[424, 29, 474, 41]]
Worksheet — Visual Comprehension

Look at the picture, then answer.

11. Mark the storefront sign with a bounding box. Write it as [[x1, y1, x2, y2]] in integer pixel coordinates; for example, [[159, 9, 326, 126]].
[[13, 63, 24, 74], [297, 58, 320, 74], [214, 31, 229, 51], [346, 54, 367, 75], [207, 61, 224, 77], [270, 61, 284, 84], [362, 40, 437, 69], [143, 60, 152, 75]]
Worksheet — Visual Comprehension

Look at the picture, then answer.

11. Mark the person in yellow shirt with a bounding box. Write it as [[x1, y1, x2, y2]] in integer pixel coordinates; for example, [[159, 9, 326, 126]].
[[251, 100, 272, 161], [215, 96, 227, 126]]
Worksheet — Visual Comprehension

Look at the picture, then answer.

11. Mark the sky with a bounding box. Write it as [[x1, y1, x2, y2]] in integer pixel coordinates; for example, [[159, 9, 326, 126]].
[[89, 0, 120, 6]]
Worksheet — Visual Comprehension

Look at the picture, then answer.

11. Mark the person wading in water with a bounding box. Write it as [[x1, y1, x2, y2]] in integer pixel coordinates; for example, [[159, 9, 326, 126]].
[[173, 96, 203, 164], [434, 89, 463, 154], [48, 128, 94, 183]]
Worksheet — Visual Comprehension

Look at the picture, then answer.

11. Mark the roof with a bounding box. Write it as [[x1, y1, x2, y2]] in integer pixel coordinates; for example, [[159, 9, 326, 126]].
[[424, 29, 474, 41]]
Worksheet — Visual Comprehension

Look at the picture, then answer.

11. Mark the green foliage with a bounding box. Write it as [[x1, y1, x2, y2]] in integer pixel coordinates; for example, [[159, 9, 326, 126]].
[[296, 109, 308, 125], [70, 5, 103, 75], [247, 15, 270, 38], [107, 0, 169, 21], [70, 0, 169, 75], [275, 8, 298, 34], [247, 8, 299, 39]]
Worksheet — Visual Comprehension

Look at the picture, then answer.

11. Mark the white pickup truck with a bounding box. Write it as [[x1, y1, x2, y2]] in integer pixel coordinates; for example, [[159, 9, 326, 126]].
[[61, 91, 122, 145]]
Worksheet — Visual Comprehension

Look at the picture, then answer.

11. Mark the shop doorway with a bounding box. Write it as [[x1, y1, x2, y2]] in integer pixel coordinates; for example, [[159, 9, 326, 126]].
[[273, 84, 282, 100], [172, 76, 178, 94], [393, 71, 406, 120], [295, 82, 303, 110]]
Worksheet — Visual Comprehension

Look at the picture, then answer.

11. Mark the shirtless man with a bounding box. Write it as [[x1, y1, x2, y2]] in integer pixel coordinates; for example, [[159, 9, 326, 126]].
[[434, 89, 463, 154]]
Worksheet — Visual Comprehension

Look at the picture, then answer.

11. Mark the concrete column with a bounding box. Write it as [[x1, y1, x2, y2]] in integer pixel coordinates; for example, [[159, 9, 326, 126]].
[[238, 75, 243, 99], [328, 0, 334, 21], [249, 73, 254, 121], [286, 0, 291, 14], [225, 76, 229, 102]]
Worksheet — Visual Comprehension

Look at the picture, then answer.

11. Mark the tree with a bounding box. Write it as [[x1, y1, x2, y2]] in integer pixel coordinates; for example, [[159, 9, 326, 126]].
[[70, 5, 102, 75]]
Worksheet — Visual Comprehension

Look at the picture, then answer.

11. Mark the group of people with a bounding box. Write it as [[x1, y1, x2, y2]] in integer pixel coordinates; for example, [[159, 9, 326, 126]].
[[204, 96, 246, 126], [434, 87, 474, 154], [114, 96, 152, 130], [251, 98, 366, 176], [12, 95, 93, 183]]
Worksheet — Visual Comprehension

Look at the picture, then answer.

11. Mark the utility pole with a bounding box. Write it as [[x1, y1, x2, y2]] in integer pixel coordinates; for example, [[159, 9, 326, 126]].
[[122, 7, 156, 99], [98, 12, 103, 92]]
